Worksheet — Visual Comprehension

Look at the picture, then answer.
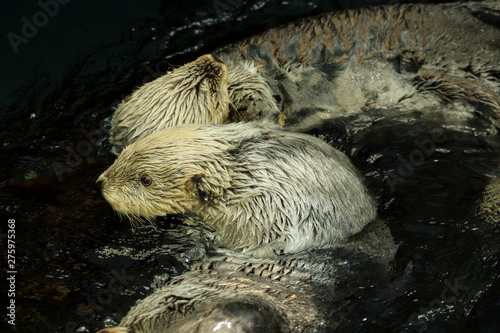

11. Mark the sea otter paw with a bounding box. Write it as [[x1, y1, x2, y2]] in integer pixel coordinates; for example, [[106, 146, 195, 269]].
[[243, 242, 286, 259]]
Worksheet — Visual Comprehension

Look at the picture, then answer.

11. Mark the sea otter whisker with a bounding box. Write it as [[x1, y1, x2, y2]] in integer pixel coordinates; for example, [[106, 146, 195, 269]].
[[138, 216, 157, 230], [121, 212, 157, 230]]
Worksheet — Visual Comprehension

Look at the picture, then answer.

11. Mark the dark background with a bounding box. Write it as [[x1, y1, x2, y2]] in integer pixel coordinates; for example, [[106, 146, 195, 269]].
[[1, 1, 499, 332]]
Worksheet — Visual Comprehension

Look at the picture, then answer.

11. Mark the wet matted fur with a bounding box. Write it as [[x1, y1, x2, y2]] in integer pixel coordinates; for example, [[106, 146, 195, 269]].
[[109, 55, 231, 155], [98, 122, 376, 258]]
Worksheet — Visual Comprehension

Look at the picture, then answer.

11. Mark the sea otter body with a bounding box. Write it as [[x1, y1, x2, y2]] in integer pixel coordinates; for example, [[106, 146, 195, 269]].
[[109, 55, 231, 155], [215, 2, 500, 126], [98, 122, 376, 258], [97, 220, 396, 333]]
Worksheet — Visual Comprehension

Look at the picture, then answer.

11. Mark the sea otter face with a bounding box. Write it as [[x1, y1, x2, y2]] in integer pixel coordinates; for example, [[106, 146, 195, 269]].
[[110, 54, 231, 155], [99, 125, 232, 223], [97, 151, 194, 223], [97, 153, 185, 223]]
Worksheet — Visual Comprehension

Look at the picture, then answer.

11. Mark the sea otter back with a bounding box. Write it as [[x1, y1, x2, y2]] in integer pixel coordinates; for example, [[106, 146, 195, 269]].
[[109, 55, 231, 155], [205, 127, 376, 256]]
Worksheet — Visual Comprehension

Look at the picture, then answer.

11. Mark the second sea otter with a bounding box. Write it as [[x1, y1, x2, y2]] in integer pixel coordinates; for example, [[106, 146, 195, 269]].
[[109, 3, 500, 154], [109, 55, 232, 155]]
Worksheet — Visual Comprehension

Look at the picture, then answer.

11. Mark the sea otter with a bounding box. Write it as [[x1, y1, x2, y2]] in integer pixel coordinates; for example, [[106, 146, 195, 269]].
[[213, 2, 500, 127], [98, 122, 376, 258], [109, 55, 231, 155], [108, 2, 500, 151], [96, 219, 396, 333]]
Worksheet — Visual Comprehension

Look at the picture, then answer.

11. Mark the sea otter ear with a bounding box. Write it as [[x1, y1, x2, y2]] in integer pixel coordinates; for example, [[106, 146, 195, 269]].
[[186, 174, 222, 204]]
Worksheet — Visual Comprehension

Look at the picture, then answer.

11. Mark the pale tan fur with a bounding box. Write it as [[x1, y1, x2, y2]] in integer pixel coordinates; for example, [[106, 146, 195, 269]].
[[477, 173, 500, 225], [109, 55, 230, 155], [224, 61, 283, 122], [98, 122, 376, 258]]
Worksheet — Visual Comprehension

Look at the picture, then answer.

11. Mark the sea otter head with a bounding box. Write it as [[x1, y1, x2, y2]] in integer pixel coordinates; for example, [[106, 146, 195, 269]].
[[223, 61, 285, 126], [110, 54, 231, 155], [99, 125, 233, 222]]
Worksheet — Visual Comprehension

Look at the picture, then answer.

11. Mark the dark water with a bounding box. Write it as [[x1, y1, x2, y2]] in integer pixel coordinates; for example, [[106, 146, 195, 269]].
[[306, 112, 500, 332], [1, 0, 499, 332]]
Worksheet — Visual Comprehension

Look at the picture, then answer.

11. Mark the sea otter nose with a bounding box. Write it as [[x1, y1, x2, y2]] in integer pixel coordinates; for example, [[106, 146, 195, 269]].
[[96, 179, 103, 193], [96, 173, 107, 184], [96, 173, 107, 194]]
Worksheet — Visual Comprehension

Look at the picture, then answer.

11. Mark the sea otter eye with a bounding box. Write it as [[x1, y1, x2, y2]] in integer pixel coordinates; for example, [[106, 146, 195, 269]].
[[140, 174, 152, 186]]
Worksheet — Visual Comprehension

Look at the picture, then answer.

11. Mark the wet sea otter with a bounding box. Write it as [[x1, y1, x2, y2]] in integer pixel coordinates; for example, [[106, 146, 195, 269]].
[[109, 55, 232, 155], [109, 1, 500, 150], [97, 219, 396, 333], [109, 54, 285, 155], [96, 2, 500, 332], [214, 1, 500, 127], [98, 122, 376, 258]]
